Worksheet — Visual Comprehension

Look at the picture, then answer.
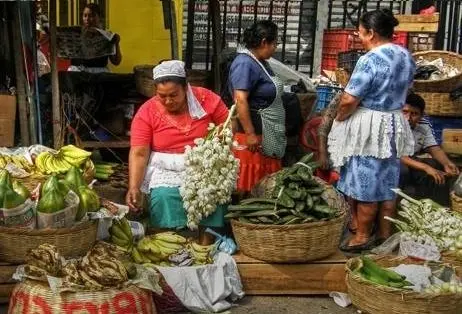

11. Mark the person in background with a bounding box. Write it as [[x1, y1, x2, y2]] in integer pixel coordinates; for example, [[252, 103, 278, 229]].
[[126, 60, 229, 245], [228, 20, 286, 194], [400, 93, 460, 206], [68, 3, 122, 73], [328, 9, 415, 252]]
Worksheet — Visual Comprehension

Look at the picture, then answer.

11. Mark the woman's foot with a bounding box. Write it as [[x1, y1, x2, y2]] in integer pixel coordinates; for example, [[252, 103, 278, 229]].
[[340, 236, 376, 253]]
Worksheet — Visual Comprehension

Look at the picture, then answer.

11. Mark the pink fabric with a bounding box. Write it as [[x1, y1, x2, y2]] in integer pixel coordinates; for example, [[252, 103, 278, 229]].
[[130, 87, 229, 153]]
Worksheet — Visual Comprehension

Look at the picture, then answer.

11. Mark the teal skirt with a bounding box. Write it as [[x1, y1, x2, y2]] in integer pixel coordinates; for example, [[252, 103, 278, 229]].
[[149, 187, 227, 229]]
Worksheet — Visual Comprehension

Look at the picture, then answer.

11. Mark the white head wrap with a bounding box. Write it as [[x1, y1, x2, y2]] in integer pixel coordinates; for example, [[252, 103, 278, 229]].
[[152, 60, 207, 119]]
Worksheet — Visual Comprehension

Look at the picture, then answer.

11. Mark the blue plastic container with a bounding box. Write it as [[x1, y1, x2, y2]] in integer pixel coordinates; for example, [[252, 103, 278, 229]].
[[314, 85, 343, 112], [426, 116, 462, 144]]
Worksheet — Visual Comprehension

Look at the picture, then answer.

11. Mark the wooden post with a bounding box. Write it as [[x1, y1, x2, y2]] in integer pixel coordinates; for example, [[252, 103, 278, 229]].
[[184, 0, 196, 69], [11, 2, 30, 146], [210, 0, 222, 93], [49, 0, 62, 148], [169, 0, 179, 60]]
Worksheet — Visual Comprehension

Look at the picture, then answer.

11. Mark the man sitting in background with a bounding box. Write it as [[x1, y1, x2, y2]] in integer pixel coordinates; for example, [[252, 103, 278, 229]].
[[400, 93, 460, 206]]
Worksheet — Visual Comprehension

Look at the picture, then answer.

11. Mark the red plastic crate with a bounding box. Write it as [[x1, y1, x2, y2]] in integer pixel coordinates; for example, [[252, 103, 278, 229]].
[[321, 53, 338, 71], [323, 29, 363, 55], [392, 31, 408, 48]]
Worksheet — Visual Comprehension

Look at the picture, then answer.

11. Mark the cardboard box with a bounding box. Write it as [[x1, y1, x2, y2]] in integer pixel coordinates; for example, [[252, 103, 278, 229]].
[[442, 129, 462, 155], [0, 95, 17, 147]]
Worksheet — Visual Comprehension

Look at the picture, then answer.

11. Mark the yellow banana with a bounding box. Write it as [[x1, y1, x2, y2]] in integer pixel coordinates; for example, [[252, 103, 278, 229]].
[[144, 251, 162, 263], [131, 247, 145, 264], [156, 243, 179, 258], [60, 145, 92, 159], [154, 231, 187, 244], [154, 239, 183, 251], [0, 156, 6, 168], [11, 156, 23, 169], [190, 242, 213, 254], [35, 153, 47, 173], [62, 155, 88, 167], [146, 240, 161, 254], [136, 238, 152, 252]]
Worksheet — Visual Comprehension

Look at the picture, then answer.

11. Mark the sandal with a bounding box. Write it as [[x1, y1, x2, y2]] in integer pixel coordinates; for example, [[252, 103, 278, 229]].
[[339, 237, 376, 253]]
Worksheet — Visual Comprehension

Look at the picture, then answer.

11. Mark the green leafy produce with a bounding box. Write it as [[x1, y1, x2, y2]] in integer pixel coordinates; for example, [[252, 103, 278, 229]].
[[225, 153, 339, 225]]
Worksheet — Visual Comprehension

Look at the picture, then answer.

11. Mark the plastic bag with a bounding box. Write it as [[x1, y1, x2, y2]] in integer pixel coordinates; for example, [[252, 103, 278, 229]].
[[453, 173, 462, 197]]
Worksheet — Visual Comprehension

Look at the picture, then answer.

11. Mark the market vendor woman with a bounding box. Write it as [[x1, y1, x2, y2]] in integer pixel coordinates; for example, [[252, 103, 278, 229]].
[[228, 20, 286, 193], [328, 9, 415, 251], [126, 60, 229, 244]]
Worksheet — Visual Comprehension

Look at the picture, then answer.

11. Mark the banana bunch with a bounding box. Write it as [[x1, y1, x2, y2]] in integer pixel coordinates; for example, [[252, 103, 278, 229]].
[[35, 145, 92, 175], [25, 244, 63, 279], [63, 242, 134, 290], [132, 232, 187, 266], [109, 218, 134, 251], [187, 242, 214, 265], [0, 154, 34, 172]]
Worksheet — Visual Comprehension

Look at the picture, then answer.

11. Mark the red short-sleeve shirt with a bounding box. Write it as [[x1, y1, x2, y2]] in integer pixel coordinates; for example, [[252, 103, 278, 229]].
[[130, 86, 229, 154]]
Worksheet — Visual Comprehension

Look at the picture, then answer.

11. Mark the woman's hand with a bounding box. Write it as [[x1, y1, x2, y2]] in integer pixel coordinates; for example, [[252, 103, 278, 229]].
[[126, 187, 142, 211], [111, 33, 120, 45], [246, 133, 260, 152]]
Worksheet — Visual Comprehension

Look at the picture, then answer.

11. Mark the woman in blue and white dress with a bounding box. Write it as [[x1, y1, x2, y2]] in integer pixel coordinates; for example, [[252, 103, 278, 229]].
[[328, 9, 416, 252]]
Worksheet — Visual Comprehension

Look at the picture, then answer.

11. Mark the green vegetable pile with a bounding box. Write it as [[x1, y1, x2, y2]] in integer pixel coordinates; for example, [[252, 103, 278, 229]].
[[225, 153, 339, 224], [356, 256, 413, 289]]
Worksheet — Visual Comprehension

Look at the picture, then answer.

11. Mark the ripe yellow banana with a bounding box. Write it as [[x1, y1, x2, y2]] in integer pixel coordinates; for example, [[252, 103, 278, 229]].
[[60, 145, 92, 159], [144, 251, 162, 263], [154, 239, 183, 251], [131, 247, 145, 264], [136, 238, 152, 252], [0, 156, 6, 168], [190, 242, 213, 254], [35, 153, 47, 173], [154, 231, 187, 244], [62, 155, 88, 167]]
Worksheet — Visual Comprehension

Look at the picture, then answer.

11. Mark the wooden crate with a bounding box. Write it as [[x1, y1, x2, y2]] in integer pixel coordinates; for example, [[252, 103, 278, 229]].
[[395, 14, 439, 33], [234, 251, 347, 295], [442, 129, 462, 155]]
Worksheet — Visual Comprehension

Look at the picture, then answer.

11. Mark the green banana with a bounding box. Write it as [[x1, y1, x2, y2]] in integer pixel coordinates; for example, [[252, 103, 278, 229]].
[[111, 235, 130, 248], [110, 224, 130, 242], [118, 218, 133, 239]]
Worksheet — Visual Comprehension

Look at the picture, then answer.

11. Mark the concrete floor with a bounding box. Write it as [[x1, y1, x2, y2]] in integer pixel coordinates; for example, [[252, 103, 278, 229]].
[[0, 296, 358, 314]]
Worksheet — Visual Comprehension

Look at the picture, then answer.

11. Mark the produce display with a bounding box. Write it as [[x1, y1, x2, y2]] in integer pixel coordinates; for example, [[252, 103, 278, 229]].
[[38, 167, 100, 220], [0, 170, 28, 209], [180, 105, 239, 229], [385, 189, 462, 251], [24, 242, 136, 291], [109, 220, 214, 267], [0, 154, 34, 172], [226, 153, 339, 224], [424, 282, 462, 294], [355, 256, 412, 289], [94, 162, 121, 181], [35, 145, 92, 174]]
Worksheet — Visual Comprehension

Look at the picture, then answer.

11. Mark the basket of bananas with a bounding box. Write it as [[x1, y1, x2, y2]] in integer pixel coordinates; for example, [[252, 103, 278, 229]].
[[346, 255, 462, 314], [9, 243, 157, 313]]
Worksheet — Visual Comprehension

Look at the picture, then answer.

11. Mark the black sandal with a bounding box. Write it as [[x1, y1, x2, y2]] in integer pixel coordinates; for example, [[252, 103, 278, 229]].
[[339, 238, 376, 253]]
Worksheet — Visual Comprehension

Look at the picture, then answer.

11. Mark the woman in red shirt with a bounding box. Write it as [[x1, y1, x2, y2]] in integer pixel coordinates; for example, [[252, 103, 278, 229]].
[[127, 60, 229, 244]]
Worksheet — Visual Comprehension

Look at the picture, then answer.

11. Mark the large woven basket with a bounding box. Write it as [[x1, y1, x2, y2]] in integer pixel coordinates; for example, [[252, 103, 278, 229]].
[[413, 50, 462, 93], [232, 178, 347, 263], [451, 192, 462, 214], [134, 65, 155, 98], [417, 92, 462, 117], [346, 255, 462, 314], [0, 221, 98, 264], [9, 280, 156, 313]]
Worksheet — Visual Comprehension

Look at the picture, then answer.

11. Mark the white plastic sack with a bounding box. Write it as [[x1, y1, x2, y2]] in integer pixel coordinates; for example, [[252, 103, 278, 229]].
[[156, 252, 244, 313], [268, 57, 316, 93]]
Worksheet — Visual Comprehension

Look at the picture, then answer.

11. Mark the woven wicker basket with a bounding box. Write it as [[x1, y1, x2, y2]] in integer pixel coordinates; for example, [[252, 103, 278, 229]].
[[451, 192, 462, 214], [134, 65, 155, 98], [346, 255, 462, 314], [413, 50, 462, 93], [0, 221, 98, 264], [9, 281, 156, 313], [417, 92, 462, 117], [335, 68, 350, 87]]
